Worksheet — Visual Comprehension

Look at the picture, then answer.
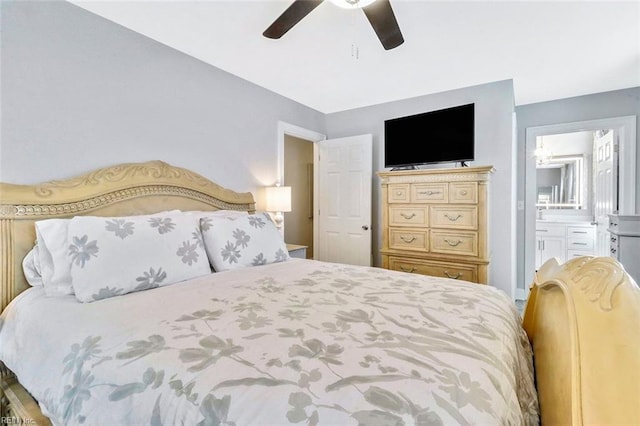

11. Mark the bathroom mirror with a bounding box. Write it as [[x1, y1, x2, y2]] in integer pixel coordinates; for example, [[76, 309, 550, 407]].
[[536, 155, 585, 209]]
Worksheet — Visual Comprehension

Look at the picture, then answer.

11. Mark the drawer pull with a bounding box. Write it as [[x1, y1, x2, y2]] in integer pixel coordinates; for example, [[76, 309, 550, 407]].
[[400, 235, 417, 243], [419, 190, 441, 196], [395, 191, 403, 196], [572, 242, 588, 246], [572, 231, 588, 234], [444, 239, 462, 247], [444, 214, 462, 222], [460, 190, 468, 196], [443, 271, 463, 279], [399, 266, 416, 273], [400, 212, 416, 219]]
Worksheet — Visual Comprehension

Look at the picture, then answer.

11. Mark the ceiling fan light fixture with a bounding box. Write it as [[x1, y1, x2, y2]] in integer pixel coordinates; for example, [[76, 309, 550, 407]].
[[264, 0, 403, 50], [328, 0, 377, 9]]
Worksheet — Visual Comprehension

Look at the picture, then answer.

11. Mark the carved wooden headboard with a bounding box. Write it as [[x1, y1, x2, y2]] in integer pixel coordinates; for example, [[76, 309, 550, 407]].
[[523, 256, 640, 425], [0, 160, 255, 312]]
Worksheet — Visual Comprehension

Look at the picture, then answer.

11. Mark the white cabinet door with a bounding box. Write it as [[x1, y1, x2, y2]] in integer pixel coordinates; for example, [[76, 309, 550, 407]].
[[539, 236, 566, 267], [535, 223, 566, 269]]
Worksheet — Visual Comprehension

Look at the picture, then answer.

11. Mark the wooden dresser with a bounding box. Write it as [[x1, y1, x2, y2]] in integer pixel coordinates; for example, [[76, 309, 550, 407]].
[[378, 166, 494, 284]]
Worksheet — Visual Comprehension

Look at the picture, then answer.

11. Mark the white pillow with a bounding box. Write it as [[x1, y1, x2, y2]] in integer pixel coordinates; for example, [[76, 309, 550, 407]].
[[22, 245, 43, 287], [67, 213, 211, 302], [36, 218, 76, 296], [35, 210, 182, 298], [200, 212, 290, 272]]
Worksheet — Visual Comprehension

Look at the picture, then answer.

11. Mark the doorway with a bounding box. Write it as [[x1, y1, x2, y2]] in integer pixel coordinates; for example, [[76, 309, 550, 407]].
[[522, 116, 637, 298], [278, 122, 373, 265], [284, 134, 315, 258], [532, 130, 614, 269], [277, 121, 326, 259]]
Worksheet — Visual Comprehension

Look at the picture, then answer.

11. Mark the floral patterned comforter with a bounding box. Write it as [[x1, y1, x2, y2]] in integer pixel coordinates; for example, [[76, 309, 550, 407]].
[[0, 259, 538, 425]]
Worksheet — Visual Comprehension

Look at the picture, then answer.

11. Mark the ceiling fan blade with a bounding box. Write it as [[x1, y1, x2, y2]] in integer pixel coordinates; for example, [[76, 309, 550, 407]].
[[263, 0, 325, 39], [362, 0, 404, 50]]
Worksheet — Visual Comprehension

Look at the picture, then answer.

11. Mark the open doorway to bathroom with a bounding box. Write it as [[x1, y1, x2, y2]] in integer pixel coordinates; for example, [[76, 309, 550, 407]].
[[522, 115, 636, 301], [533, 130, 615, 270]]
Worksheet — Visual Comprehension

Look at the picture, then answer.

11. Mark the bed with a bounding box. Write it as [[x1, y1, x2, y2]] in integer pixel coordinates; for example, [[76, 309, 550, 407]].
[[0, 160, 638, 425]]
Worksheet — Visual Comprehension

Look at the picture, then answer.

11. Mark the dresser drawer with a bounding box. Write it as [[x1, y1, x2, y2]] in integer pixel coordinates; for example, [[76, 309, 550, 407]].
[[430, 205, 477, 230], [536, 223, 565, 237], [567, 226, 595, 240], [411, 183, 448, 203], [388, 257, 478, 282], [430, 230, 478, 256], [388, 184, 410, 203], [389, 206, 428, 227], [389, 229, 428, 251], [567, 249, 595, 260], [567, 238, 594, 251], [610, 236, 620, 259], [449, 182, 478, 203], [608, 214, 640, 234]]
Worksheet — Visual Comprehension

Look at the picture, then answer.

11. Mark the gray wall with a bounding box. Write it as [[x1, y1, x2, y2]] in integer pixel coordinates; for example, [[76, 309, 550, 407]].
[[4, 1, 636, 299], [325, 80, 518, 297], [0, 0, 325, 196], [515, 87, 640, 291]]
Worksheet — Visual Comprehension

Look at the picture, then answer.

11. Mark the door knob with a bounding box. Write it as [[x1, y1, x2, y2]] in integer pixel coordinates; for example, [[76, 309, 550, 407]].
[[362, 225, 369, 230]]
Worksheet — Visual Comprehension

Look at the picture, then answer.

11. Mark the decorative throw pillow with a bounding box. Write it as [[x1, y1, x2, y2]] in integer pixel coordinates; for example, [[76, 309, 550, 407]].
[[35, 210, 183, 298], [35, 210, 182, 296], [67, 213, 211, 302], [200, 212, 290, 272], [22, 245, 43, 287]]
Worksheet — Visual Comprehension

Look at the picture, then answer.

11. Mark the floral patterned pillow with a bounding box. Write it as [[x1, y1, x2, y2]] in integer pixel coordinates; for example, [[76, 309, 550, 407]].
[[35, 210, 182, 297], [65, 213, 211, 302], [200, 212, 290, 272]]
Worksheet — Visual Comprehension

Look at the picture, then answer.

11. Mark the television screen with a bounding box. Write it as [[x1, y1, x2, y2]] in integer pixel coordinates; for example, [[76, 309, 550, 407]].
[[384, 103, 474, 168]]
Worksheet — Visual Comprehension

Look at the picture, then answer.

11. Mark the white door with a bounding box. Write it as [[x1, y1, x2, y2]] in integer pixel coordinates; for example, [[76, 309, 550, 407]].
[[316, 135, 372, 266], [593, 130, 617, 256]]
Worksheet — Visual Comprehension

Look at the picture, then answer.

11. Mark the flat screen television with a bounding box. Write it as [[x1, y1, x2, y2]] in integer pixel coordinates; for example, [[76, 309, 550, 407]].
[[384, 103, 474, 168]]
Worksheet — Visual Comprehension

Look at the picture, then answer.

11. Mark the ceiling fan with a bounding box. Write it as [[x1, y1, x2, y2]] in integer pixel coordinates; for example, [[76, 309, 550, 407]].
[[263, 0, 404, 51]]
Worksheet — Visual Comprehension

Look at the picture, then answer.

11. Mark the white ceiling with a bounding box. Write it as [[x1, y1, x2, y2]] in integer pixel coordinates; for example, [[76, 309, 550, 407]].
[[70, 0, 640, 114]]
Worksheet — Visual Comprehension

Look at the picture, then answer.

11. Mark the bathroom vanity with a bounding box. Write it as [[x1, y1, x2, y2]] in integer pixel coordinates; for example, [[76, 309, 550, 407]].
[[535, 220, 596, 269]]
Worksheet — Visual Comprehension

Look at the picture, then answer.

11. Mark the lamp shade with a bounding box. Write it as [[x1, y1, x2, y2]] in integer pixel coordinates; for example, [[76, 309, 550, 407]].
[[264, 186, 292, 212]]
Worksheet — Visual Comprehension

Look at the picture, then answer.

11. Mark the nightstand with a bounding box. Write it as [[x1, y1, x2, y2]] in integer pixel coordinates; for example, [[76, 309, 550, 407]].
[[286, 244, 308, 259]]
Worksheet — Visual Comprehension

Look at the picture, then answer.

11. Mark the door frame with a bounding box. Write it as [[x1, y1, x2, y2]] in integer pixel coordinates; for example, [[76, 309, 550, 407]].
[[522, 115, 637, 299], [277, 121, 326, 258]]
